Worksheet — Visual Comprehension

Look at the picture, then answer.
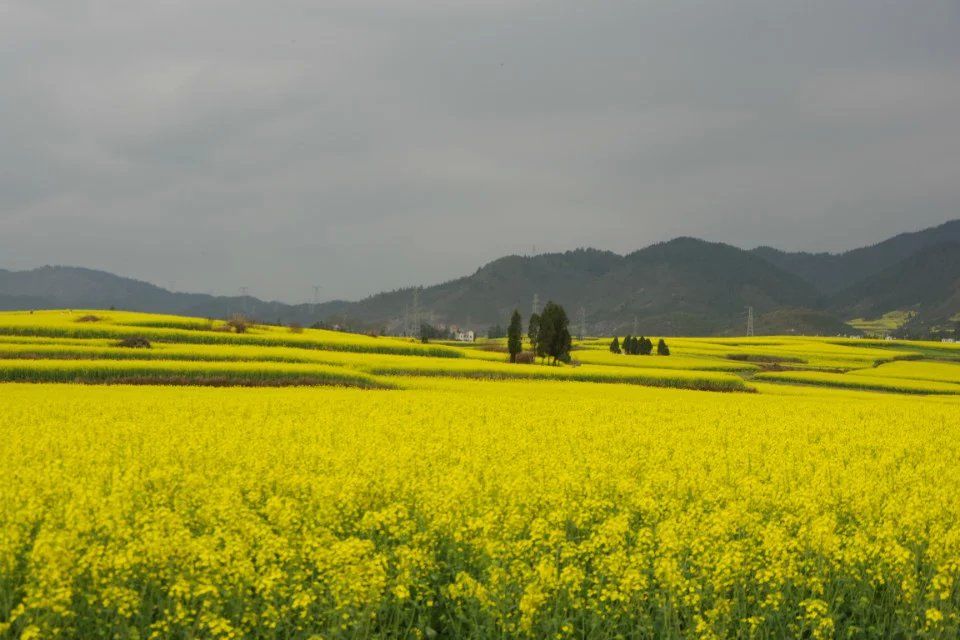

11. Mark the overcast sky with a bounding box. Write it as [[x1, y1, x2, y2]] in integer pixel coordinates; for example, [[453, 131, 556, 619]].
[[2, 1, 959, 302]]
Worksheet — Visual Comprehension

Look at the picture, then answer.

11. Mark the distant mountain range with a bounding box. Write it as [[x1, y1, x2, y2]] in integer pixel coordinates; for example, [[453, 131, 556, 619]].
[[3, 219, 959, 336]]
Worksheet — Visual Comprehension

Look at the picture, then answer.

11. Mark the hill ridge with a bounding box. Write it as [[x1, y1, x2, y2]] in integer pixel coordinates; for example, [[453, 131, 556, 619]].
[[2, 219, 958, 336]]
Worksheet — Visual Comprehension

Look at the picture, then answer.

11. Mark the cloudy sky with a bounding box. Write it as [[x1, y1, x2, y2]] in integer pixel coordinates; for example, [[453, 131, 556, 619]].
[[2, 1, 959, 302]]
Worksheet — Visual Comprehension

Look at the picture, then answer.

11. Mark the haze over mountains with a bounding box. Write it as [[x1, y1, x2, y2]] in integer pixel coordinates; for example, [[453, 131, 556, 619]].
[[2, 220, 958, 336]]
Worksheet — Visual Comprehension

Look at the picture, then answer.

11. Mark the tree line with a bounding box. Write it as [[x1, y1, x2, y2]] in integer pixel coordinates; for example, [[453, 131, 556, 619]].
[[492, 304, 672, 363], [504, 301, 572, 364], [610, 335, 670, 356]]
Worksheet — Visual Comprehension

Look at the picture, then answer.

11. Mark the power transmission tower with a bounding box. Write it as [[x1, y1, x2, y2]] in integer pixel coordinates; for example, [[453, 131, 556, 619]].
[[633, 316, 638, 335], [239, 287, 249, 315], [746, 306, 755, 337], [412, 288, 421, 340], [578, 306, 586, 341], [532, 293, 540, 316], [312, 285, 322, 320]]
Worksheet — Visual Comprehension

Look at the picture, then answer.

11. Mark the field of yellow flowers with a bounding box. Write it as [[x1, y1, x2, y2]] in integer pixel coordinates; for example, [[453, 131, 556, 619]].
[[4, 380, 960, 639], [4, 310, 960, 638]]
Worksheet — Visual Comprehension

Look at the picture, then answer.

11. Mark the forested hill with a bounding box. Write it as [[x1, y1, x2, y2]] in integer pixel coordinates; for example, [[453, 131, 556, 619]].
[[2, 219, 959, 336], [751, 219, 960, 293]]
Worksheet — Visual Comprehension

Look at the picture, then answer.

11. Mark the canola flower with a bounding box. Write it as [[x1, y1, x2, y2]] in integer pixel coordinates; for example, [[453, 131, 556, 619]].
[[756, 369, 960, 395], [851, 360, 960, 385], [0, 337, 750, 392], [0, 358, 387, 388], [2, 381, 960, 638], [0, 311, 461, 358]]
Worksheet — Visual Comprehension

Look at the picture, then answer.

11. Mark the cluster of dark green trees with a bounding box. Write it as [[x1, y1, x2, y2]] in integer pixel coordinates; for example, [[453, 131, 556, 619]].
[[610, 335, 670, 356], [505, 301, 572, 364], [487, 324, 506, 339]]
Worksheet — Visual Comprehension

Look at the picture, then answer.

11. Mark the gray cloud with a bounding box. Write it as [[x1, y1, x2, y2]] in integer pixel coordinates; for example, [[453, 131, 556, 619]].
[[2, 0, 959, 301]]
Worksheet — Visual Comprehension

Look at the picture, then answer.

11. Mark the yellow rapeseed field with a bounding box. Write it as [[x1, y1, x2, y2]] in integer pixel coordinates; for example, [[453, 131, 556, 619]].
[[4, 311, 960, 638], [3, 381, 960, 639]]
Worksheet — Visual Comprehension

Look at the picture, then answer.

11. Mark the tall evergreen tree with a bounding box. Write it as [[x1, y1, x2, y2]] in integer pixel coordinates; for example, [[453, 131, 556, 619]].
[[639, 336, 653, 355], [537, 301, 572, 364], [609, 336, 621, 354], [507, 309, 523, 363], [528, 313, 541, 355], [657, 338, 670, 355], [622, 334, 632, 355]]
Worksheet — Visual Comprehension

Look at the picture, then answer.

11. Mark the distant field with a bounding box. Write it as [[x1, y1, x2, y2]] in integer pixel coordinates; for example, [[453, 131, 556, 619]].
[[0, 310, 462, 358], [1, 310, 957, 394], [0, 357, 387, 388], [847, 309, 916, 334], [662, 336, 922, 371], [755, 369, 960, 395], [570, 349, 758, 372], [848, 360, 960, 385]]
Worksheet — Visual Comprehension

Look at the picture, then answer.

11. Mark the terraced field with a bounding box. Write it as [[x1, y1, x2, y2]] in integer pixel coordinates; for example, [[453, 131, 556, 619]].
[[0, 311, 461, 357], [0, 311, 758, 392], [1, 311, 959, 395]]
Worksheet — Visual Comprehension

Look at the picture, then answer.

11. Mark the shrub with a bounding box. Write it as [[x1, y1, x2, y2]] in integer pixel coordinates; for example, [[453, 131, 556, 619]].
[[115, 336, 152, 349], [288, 323, 304, 334], [75, 315, 103, 323], [515, 352, 535, 364], [226, 314, 252, 334], [609, 337, 621, 354]]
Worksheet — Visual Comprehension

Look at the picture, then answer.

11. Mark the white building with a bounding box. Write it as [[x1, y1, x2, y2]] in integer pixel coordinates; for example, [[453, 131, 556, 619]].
[[454, 329, 475, 342]]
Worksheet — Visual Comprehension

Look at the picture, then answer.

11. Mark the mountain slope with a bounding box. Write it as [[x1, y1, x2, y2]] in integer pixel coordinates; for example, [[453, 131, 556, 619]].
[[830, 242, 960, 333], [584, 238, 825, 334], [753, 219, 960, 293], [312, 240, 828, 335], [0, 266, 351, 324], [0, 243, 828, 335], [342, 248, 623, 332], [3, 219, 957, 336]]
